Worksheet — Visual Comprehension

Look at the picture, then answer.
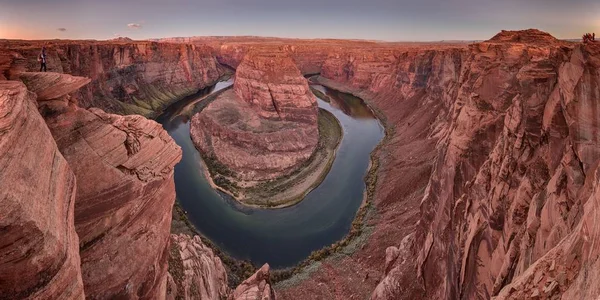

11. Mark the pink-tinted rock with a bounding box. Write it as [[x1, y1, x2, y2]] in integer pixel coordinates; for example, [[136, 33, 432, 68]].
[[19, 72, 91, 101], [407, 32, 600, 300], [0, 81, 84, 299], [191, 51, 318, 182], [229, 264, 275, 300], [167, 234, 229, 300], [233, 51, 317, 123], [44, 102, 182, 299], [3, 40, 227, 116]]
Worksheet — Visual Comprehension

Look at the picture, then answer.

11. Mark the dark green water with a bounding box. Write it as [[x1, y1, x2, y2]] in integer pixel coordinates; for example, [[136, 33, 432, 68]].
[[157, 79, 384, 268]]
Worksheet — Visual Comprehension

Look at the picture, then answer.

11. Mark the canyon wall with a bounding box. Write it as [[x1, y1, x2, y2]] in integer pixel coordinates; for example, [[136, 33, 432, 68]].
[[1, 40, 227, 116], [0, 80, 84, 300], [1, 62, 183, 299], [44, 95, 182, 299], [279, 30, 600, 300]]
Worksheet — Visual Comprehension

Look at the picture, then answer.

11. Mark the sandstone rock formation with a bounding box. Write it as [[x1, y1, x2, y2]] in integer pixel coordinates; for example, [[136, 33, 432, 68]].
[[191, 51, 318, 182], [44, 101, 182, 299], [234, 51, 317, 123], [0, 81, 85, 299], [277, 30, 600, 300], [2, 40, 227, 116], [19, 72, 91, 101], [229, 264, 275, 300], [167, 234, 229, 300], [361, 30, 600, 300]]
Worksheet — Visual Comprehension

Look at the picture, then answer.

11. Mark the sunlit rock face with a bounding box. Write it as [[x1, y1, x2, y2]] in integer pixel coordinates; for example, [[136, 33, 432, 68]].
[[191, 50, 318, 181]]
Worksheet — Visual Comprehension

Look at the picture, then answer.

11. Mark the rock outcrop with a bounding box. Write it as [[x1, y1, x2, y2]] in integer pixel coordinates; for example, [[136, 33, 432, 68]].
[[229, 264, 275, 300], [358, 31, 600, 300], [167, 234, 229, 300], [19, 72, 91, 101], [234, 51, 318, 123], [43, 100, 182, 299], [0, 81, 85, 299], [2, 40, 227, 116], [191, 51, 318, 182]]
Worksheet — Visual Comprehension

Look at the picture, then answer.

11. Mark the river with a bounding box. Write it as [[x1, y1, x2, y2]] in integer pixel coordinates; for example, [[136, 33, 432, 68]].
[[157, 79, 384, 268]]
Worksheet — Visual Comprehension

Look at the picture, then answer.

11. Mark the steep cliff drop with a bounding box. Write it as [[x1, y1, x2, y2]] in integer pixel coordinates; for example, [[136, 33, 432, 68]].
[[0, 80, 85, 300], [190, 50, 319, 206], [370, 30, 600, 300], [3, 40, 227, 117], [43, 98, 182, 298]]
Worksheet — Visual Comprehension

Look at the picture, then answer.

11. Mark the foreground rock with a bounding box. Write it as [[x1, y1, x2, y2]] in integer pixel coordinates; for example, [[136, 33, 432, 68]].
[[167, 234, 229, 300], [191, 50, 318, 191], [230, 264, 276, 300], [0, 81, 84, 299], [44, 90, 182, 298]]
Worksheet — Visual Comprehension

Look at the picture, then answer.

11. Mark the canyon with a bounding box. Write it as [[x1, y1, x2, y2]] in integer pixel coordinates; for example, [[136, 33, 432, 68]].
[[190, 49, 323, 206], [1, 29, 600, 300]]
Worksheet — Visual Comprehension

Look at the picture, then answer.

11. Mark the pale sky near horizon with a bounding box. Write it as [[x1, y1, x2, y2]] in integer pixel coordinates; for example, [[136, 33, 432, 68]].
[[1, 0, 599, 41]]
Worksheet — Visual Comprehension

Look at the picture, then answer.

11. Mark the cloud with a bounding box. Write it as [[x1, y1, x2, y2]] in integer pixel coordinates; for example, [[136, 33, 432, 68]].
[[127, 23, 142, 29], [57, 28, 67, 32]]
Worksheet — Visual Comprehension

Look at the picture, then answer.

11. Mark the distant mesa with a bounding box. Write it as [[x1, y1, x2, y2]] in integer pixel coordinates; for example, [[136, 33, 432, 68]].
[[110, 37, 134, 42], [487, 29, 559, 44]]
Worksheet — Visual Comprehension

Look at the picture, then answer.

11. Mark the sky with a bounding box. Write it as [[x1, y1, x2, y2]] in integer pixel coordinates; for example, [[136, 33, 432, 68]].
[[1, 0, 599, 41]]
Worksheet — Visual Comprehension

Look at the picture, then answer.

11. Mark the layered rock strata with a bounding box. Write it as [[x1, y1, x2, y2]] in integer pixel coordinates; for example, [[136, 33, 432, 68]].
[[0, 80, 84, 300], [1, 40, 227, 116], [191, 51, 318, 183], [44, 99, 182, 299]]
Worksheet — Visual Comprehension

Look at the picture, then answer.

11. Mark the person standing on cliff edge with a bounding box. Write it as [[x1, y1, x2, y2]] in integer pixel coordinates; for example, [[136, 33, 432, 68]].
[[38, 47, 47, 72]]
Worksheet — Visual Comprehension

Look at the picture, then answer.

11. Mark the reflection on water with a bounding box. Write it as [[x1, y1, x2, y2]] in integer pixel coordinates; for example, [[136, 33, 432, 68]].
[[311, 84, 374, 119], [158, 79, 384, 268]]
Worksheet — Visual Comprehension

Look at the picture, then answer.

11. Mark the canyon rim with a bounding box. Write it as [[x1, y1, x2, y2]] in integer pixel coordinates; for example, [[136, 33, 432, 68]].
[[2, 3, 600, 299]]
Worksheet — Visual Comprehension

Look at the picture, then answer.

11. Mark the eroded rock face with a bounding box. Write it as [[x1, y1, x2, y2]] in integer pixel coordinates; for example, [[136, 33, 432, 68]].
[[44, 100, 182, 299], [191, 51, 318, 181], [400, 33, 600, 299], [0, 81, 84, 299], [234, 51, 318, 123], [2, 40, 226, 116], [167, 234, 229, 300], [229, 264, 275, 300]]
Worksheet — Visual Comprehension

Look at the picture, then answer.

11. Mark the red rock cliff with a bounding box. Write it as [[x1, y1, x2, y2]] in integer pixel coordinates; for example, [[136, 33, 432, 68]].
[[0, 80, 85, 300], [355, 30, 600, 300], [44, 99, 182, 298], [1, 40, 227, 116]]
